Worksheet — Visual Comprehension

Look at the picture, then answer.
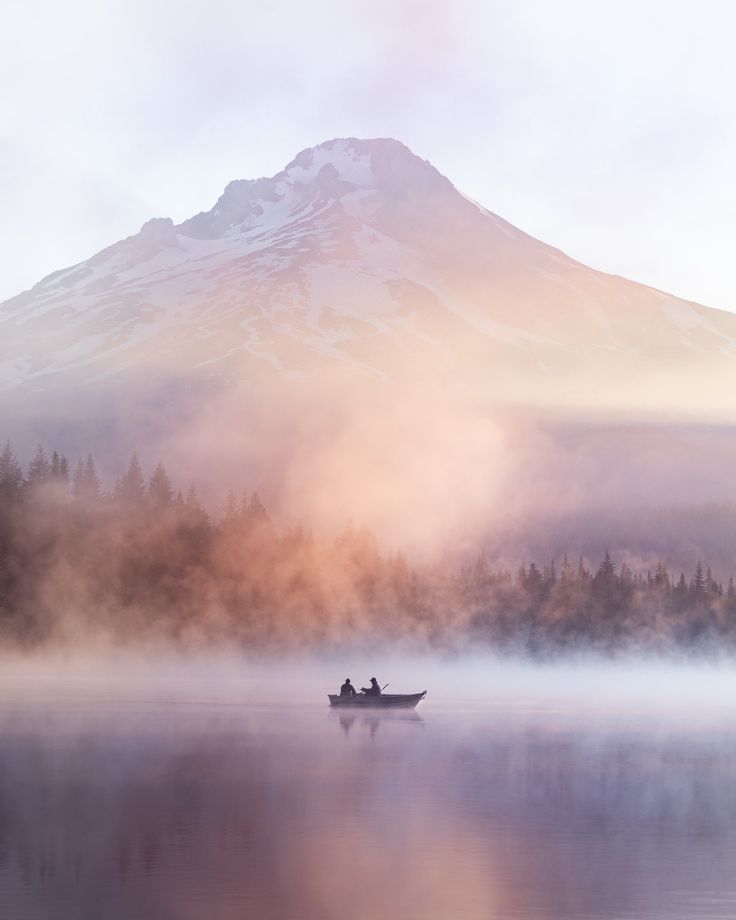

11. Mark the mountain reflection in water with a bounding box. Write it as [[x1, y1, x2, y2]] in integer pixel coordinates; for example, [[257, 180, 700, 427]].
[[1, 687, 735, 920]]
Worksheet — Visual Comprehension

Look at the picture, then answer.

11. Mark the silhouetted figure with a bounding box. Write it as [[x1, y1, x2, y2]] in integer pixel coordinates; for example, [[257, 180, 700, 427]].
[[340, 678, 356, 697], [361, 677, 381, 696]]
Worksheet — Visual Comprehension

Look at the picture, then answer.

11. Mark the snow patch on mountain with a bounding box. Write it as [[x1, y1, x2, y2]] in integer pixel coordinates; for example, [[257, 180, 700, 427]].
[[3, 136, 736, 409]]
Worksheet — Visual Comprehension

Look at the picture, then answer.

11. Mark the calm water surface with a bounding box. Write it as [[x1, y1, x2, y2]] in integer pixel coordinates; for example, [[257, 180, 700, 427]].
[[1, 663, 736, 920]]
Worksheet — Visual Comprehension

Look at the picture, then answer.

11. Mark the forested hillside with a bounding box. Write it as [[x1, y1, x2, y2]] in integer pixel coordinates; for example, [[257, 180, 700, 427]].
[[1, 443, 735, 653]]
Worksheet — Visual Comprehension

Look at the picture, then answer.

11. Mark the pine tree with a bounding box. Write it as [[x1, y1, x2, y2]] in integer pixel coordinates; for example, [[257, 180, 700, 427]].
[[726, 577, 736, 616], [705, 566, 719, 595], [45, 450, 70, 500], [86, 455, 102, 501], [26, 445, 50, 489], [653, 561, 667, 588], [73, 455, 102, 503], [544, 561, 557, 587], [526, 562, 543, 595], [148, 462, 173, 510], [595, 551, 616, 583], [0, 443, 23, 504], [593, 551, 618, 619], [560, 554, 575, 585], [72, 459, 85, 499], [223, 489, 239, 522], [247, 492, 269, 524], [116, 453, 145, 506], [185, 486, 210, 527], [691, 560, 706, 596]]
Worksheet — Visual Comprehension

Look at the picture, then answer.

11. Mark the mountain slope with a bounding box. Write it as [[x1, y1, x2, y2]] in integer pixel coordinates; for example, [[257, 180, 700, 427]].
[[3, 137, 736, 414], [4, 138, 736, 554]]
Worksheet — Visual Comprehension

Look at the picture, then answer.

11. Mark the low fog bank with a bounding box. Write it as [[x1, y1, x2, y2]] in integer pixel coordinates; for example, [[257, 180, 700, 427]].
[[2, 651, 736, 717], [4, 382, 736, 657], [118, 410, 736, 566], [5, 369, 736, 563]]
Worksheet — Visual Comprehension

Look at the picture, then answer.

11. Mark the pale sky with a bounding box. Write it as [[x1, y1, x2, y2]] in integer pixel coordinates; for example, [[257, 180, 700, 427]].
[[2, 0, 735, 310]]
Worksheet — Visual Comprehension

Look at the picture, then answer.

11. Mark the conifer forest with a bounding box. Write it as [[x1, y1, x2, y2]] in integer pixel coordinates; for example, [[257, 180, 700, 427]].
[[1, 442, 735, 653]]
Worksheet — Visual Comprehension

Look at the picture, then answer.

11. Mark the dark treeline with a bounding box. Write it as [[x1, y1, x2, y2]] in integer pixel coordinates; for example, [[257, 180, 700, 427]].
[[1, 443, 736, 653]]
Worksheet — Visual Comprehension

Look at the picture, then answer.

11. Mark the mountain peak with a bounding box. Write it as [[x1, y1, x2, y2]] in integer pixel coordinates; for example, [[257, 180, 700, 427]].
[[4, 134, 736, 426], [283, 136, 447, 193], [178, 136, 450, 240], [288, 136, 417, 167]]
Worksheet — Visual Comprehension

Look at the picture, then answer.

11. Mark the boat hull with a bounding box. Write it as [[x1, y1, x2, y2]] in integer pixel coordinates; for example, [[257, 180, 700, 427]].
[[328, 691, 426, 709]]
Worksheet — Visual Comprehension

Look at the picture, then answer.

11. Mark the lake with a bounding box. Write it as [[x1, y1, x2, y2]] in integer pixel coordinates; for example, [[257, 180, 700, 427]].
[[1, 656, 736, 919]]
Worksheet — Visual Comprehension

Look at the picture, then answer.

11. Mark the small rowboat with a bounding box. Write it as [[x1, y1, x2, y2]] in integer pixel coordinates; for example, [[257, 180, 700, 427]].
[[328, 691, 427, 709]]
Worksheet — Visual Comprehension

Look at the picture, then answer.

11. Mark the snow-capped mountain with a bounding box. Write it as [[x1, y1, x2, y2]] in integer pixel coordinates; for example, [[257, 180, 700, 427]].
[[3, 137, 736, 414]]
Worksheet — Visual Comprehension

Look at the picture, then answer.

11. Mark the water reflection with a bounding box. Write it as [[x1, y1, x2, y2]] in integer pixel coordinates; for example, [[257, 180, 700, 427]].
[[335, 709, 424, 737], [0, 700, 735, 920]]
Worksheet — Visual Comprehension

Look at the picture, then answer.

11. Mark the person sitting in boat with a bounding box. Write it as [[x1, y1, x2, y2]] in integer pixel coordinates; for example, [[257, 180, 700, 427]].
[[340, 678, 356, 697], [361, 677, 381, 696]]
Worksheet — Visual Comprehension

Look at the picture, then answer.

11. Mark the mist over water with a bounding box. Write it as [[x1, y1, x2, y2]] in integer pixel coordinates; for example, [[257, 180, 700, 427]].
[[2, 655, 736, 920]]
